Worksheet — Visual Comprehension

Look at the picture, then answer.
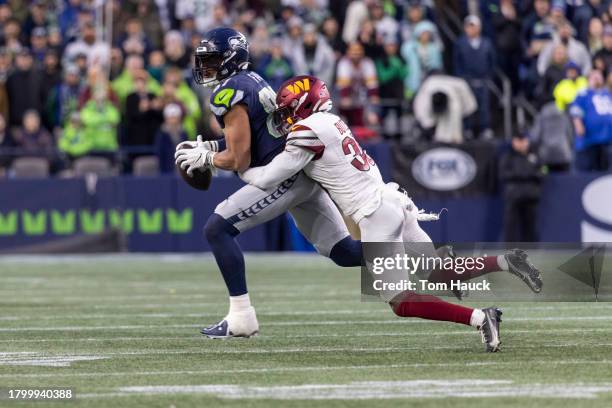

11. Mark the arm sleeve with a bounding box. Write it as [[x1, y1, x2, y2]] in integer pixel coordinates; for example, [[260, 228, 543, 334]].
[[240, 144, 315, 190]]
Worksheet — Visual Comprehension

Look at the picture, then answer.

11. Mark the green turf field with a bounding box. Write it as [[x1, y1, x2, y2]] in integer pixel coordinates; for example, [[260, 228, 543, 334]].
[[1, 254, 612, 407]]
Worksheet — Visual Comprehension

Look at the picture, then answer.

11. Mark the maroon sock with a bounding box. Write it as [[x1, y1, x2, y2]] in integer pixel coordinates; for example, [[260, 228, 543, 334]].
[[391, 291, 473, 326], [428, 255, 502, 283]]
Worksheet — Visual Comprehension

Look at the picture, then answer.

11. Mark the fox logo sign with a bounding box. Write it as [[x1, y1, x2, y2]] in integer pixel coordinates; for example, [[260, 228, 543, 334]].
[[286, 78, 311, 95]]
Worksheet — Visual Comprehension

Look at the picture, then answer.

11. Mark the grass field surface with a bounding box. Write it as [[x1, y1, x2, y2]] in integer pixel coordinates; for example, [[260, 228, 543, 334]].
[[1, 254, 612, 407]]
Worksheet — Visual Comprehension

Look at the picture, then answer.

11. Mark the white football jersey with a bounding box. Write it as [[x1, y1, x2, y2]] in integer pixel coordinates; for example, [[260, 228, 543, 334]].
[[286, 112, 384, 222]]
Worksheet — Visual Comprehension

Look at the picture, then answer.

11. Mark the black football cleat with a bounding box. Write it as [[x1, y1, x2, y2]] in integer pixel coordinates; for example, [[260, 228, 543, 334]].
[[479, 307, 502, 352], [505, 249, 543, 293]]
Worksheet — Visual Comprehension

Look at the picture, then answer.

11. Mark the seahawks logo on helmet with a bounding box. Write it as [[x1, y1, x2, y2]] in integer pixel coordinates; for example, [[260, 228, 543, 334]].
[[228, 35, 248, 52]]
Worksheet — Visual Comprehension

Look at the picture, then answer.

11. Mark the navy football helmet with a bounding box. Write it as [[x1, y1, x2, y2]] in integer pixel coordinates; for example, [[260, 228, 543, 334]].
[[193, 27, 250, 87]]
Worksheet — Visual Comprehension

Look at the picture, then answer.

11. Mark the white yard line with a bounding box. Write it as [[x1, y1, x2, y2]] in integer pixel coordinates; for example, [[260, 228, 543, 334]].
[[2, 361, 612, 379], [77, 380, 612, 400]]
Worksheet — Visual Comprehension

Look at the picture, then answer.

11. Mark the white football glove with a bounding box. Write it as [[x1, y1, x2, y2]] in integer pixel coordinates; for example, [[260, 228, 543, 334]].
[[175, 135, 220, 152], [174, 135, 216, 176]]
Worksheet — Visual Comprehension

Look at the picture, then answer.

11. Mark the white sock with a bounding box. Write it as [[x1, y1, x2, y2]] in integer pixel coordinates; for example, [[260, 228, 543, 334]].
[[229, 293, 252, 314], [469, 309, 485, 328], [497, 255, 508, 271]]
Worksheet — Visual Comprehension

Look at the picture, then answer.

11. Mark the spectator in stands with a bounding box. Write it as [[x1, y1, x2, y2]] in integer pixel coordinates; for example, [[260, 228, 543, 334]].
[[291, 23, 336, 87], [47, 26, 62, 54], [30, 27, 48, 67], [570, 69, 612, 171], [283, 16, 303, 55], [0, 48, 9, 122], [257, 37, 295, 91], [80, 89, 120, 157], [342, 0, 370, 44], [162, 67, 201, 139], [58, 112, 90, 160], [249, 20, 271, 66], [321, 16, 345, 56], [453, 15, 496, 139], [0, 112, 7, 149], [112, 54, 161, 110], [401, 20, 443, 98], [117, 18, 151, 57], [530, 101, 574, 172], [593, 25, 612, 74], [375, 38, 406, 138], [336, 41, 380, 128], [588, 17, 604, 54], [63, 22, 98, 66], [125, 70, 164, 148], [492, 0, 523, 91], [296, 0, 329, 26], [400, 0, 435, 44], [155, 103, 188, 174], [357, 19, 382, 60], [568, 0, 596, 45], [147, 50, 166, 83], [109, 47, 124, 81], [22, 1, 48, 43], [2, 18, 23, 55], [535, 44, 568, 107], [6, 48, 43, 128], [10, 110, 53, 154], [58, 0, 80, 41], [0, 3, 11, 29], [163, 30, 190, 70], [522, 0, 555, 59], [499, 133, 543, 242], [553, 61, 588, 111], [413, 72, 477, 144], [369, 1, 399, 44], [538, 19, 592, 78], [134, 0, 163, 50], [0, 112, 9, 171]]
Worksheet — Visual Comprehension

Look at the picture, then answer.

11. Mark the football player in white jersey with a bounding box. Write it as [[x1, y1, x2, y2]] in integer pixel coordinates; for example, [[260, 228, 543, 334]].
[[240, 75, 543, 352]]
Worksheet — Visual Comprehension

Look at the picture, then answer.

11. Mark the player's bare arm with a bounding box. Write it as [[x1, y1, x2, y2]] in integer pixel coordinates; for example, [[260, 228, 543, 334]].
[[213, 104, 252, 172]]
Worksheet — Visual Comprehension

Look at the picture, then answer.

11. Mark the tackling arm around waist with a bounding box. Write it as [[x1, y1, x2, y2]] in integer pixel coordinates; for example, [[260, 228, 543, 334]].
[[240, 144, 315, 189]]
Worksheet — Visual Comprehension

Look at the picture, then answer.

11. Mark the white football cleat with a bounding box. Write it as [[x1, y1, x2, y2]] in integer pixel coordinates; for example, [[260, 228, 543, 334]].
[[201, 307, 259, 339]]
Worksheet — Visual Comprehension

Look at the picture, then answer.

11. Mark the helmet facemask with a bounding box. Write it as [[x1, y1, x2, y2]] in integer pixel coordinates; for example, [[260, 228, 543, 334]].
[[193, 52, 224, 87]]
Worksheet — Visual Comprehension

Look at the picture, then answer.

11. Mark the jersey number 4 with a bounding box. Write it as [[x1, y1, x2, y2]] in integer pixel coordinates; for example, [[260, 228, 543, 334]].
[[342, 136, 373, 171]]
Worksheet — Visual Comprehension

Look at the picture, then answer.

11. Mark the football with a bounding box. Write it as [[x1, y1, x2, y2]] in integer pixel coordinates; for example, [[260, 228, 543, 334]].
[[177, 145, 213, 191]]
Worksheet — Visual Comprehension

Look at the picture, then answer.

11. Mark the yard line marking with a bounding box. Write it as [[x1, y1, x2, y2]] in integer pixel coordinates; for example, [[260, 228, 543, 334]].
[[2, 361, 612, 379], [3, 344, 612, 360], [2, 315, 612, 332], [77, 381, 612, 400], [3, 328, 612, 343], [0, 352, 106, 367]]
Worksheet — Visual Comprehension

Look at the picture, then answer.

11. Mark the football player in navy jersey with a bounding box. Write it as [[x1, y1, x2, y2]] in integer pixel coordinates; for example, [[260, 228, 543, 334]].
[[175, 28, 362, 338]]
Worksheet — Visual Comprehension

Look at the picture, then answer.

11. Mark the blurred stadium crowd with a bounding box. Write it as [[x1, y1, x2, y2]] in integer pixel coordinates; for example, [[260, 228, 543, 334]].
[[0, 0, 611, 178]]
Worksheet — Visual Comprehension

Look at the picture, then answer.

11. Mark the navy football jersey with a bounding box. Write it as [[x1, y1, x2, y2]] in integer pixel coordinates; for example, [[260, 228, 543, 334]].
[[209, 70, 285, 167]]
